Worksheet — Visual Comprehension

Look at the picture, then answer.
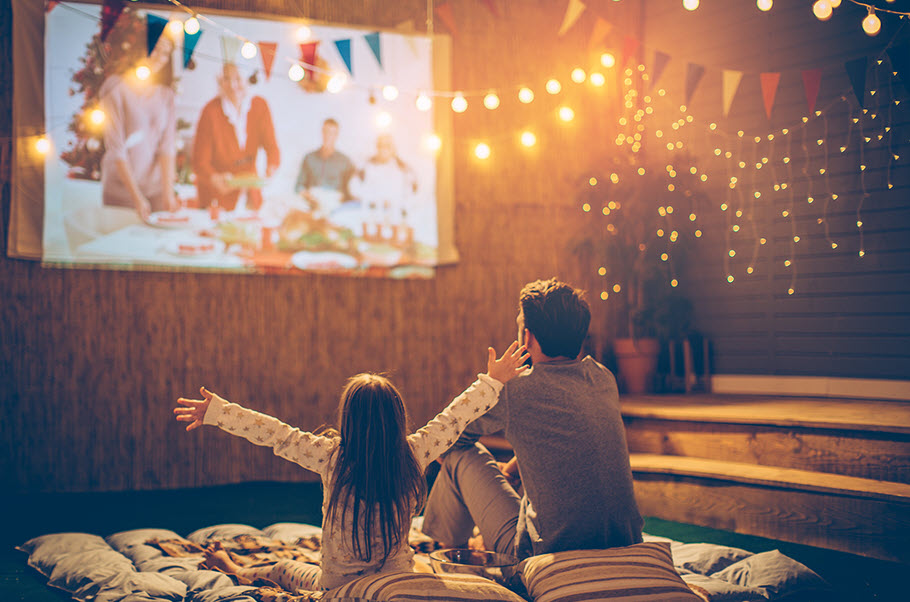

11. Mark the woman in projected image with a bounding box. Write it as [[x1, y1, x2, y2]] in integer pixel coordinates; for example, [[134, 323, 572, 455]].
[[98, 26, 178, 221], [350, 134, 418, 240], [174, 342, 528, 592]]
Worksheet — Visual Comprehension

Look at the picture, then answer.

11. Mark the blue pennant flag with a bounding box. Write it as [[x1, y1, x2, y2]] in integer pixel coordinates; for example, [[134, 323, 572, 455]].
[[364, 32, 382, 68], [146, 13, 168, 56], [183, 28, 202, 68], [335, 38, 352, 75]]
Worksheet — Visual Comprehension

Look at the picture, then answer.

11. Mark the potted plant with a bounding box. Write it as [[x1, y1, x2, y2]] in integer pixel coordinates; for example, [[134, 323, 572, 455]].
[[572, 150, 701, 393]]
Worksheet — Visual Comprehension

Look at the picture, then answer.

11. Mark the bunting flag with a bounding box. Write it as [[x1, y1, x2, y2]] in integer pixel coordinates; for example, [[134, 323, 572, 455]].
[[435, 2, 458, 36], [721, 69, 743, 116], [46, 1, 59, 12], [479, 0, 500, 18], [684, 62, 705, 106], [557, 0, 585, 36], [221, 35, 243, 64], [887, 43, 910, 93], [334, 39, 353, 75], [183, 28, 202, 68], [621, 36, 639, 68], [300, 41, 320, 80], [146, 14, 168, 56], [258, 42, 277, 80], [801, 68, 822, 115], [760, 72, 780, 119], [364, 32, 382, 68], [845, 57, 868, 107], [588, 17, 613, 51], [100, 0, 125, 42], [394, 20, 419, 56], [650, 51, 670, 90]]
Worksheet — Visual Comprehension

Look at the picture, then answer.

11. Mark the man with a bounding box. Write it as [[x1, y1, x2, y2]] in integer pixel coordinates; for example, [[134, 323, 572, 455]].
[[193, 63, 280, 212], [423, 278, 643, 559], [295, 118, 356, 213]]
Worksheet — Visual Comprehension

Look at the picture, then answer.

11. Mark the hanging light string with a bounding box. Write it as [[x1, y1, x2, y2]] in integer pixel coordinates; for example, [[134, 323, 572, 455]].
[[846, 0, 910, 17]]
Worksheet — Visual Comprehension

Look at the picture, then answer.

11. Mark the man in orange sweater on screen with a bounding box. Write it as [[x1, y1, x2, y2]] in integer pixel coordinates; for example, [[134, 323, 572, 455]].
[[193, 62, 280, 212]]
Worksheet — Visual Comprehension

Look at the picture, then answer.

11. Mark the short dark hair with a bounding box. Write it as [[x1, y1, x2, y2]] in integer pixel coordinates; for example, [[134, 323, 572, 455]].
[[519, 278, 591, 359]]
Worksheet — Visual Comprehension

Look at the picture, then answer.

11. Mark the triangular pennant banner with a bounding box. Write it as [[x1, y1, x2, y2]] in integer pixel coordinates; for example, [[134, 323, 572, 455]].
[[435, 2, 458, 36], [300, 41, 320, 80], [334, 39, 352, 75], [46, 1, 59, 12], [259, 42, 277, 80], [183, 29, 202, 68], [588, 17, 613, 50], [558, 0, 586, 36], [760, 72, 781, 119], [221, 35, 243, 64], [887, 43, 910, 94], [394, 20, 420, 56], [845, 57, 868, 107], [100, 0, 125, 42], [685, 63, 705, 106], [621, 36, 639, 68], [146, 13, 168, 56], [801, 68, 822, 115], [480, 0, 500, 18], [722, 70, 743, 116], [650, 51, 670, 90], [364, 32, 382, 68]]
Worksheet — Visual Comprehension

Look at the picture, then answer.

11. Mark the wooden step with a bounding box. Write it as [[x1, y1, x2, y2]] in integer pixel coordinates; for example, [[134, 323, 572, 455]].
[[630, 453, 910, 564]]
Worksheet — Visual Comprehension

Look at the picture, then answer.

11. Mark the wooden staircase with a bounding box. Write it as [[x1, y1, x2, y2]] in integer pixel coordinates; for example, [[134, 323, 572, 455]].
[[622, 394, 910, 564]]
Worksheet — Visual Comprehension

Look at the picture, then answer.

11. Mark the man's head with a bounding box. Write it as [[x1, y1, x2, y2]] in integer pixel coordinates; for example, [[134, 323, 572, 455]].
[[321, 118, 340, 153], [217, 63, 247, 107], [518, 278, 590, 360]]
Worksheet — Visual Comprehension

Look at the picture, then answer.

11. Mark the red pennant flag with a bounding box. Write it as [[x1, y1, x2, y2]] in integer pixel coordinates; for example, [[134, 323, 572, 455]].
[[802, 68, 822, 115], [300, 42, 320, 80], [479, 0, 500, 18], [435, 2, 458, 36], [259, 42, 277, 81], [100, 0, 125, 42], [621, 36, 639, 68], [46, 1, 59, 12], [760, 72, 781, 120]]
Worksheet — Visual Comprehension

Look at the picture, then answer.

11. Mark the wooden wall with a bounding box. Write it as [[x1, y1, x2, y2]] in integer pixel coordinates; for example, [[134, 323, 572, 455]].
[[0, 0, 636, 493], [639, 2, 910, 380]]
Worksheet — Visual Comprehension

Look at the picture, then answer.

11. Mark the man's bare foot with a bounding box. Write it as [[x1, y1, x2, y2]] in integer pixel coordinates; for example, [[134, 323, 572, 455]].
[[202, 542, 244, 574], [467, 534, 485, 551]]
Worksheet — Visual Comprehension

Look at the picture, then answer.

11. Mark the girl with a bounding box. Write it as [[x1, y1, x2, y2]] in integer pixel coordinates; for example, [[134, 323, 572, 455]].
[[173, 342, 528, 593]]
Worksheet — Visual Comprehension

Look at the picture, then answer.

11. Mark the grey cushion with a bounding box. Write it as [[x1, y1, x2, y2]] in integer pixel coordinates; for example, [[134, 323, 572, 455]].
[[92, 571, 188, 602], [712, 550, 829, 598], [672, 543, 754, 575], [186, 524, 266, 543], [19, 532, 113, 576]]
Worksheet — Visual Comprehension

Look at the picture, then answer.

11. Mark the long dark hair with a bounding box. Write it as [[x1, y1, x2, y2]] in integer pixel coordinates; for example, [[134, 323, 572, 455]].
[[326, 374, 426, 564]]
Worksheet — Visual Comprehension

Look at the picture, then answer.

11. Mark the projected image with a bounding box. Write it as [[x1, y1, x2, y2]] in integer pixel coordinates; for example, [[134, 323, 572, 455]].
[[42, 3, 440, 276]]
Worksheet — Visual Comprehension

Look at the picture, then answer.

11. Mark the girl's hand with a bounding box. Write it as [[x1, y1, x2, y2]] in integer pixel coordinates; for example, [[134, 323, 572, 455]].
[[485, 341, 529, 383], [174, 386, 214, 431]]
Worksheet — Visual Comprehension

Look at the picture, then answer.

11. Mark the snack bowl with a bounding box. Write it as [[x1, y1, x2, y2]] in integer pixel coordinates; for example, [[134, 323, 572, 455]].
[[428, 548, 518, 584]]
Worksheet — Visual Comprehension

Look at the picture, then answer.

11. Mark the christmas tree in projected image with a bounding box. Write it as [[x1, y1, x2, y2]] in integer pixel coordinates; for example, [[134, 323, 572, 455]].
[[60, 6, 147, 180]]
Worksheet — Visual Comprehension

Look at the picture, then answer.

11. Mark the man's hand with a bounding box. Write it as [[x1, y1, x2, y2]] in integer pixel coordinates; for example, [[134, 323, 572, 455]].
[[174, 386, 214, 431]]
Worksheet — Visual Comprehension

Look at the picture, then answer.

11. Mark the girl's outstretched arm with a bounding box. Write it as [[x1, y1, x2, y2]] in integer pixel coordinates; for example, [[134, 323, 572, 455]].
[[173, 387, 336, 474]]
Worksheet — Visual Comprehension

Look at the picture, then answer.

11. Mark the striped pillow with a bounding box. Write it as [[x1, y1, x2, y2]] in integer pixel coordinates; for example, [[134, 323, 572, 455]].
[[519, 542, 703, 602], [322, 571, 526, 601]]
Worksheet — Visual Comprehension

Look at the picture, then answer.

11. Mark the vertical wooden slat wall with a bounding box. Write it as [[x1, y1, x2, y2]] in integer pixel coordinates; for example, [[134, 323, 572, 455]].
[[639, 2, 910, 379], [0, 0, 637, 493]]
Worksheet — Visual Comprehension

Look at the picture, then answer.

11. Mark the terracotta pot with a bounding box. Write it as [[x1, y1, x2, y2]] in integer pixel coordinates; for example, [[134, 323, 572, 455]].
[[613, 337, 661, 394]]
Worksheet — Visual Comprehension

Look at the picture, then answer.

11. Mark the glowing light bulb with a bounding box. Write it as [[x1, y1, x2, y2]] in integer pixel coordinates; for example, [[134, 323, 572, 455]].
[[89, 108, 105, 125], [558, 106, 575, 122], [601, 292, 609, 300], [683, 0, 699, 10], [415, 93, 432, 111], [295, 25, 312, 42], [830, 0, 841, 6], [757, 0, 772, 11], [613, 284, 622, 293], [135, 65, 151, 80], [571, 68, 586, 83], [546, 79, 562, 94], [167, 20, 184, 37], [813, 1, 832, 21], [451, 93, 468, 113], [375, 111, 392, 129], [184, 17, 200, 35], [520, 131, 536, 147], [590, 72, 606, 87], [382, 85, 399, 101], [327, 73, 347, 93], [582, 203, 591, 212], [600, 53, 616, 68], [518, 87, 534, 103], [483, 93, 500, 110], [288, 64, 305, 82], [424, 133, 442, 152], [474, 143, 491, 160], [241, 41, 258, 59], [35, 136, 50, 155], [862, 9, 881, 36]]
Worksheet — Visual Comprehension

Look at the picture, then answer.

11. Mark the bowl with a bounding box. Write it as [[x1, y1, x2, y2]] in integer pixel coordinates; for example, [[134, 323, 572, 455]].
[[428, 548, 519, 584]]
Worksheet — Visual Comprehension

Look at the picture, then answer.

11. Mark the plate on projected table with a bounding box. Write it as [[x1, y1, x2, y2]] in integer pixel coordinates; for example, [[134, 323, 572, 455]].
[[291, 251, 358, 271], [148, 210, 212, 230], [165, 238, 225, 258]]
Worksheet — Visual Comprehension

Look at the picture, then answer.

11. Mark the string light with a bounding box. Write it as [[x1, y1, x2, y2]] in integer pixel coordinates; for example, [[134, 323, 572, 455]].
[[184, 16, 200, 35], [683, 0, 699, 10], [757, 0, 772, 11], [451, 93, 468, 113], [135, 65, 151, 80], [34, 136, 51, 155], [546, 79, 562, 95], [326, 73, 347, 93], [571, 68, 586, 83], [474, 143, 491, 160], [382, 85, 399, 101], [590, 72, 606, 87], [424, 133, 442, 153], [415, 93, 432, 111], [483, 92, 500, 110], [558, 106, 575, 122], [240, 41, 257, 59], [862, 7, 881, 36], [288, 64, 304, 82], [520, 131, 537, 147], [813, 1, 833, 21], [600, 53, 616, 68], [89, 108, 105, 125], [294, 25, 312, 42]]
